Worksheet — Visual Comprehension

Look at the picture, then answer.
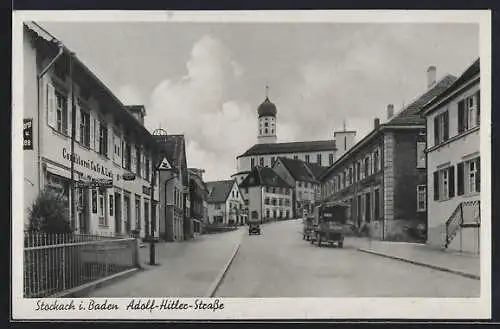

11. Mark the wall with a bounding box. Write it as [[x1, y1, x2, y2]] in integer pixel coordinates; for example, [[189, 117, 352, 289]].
[[247, 186, 264, 222], [262, 187, 293, 221], [225, 181, 246, 225], [159, 170, 183, 241], [426, 82, 481, 247], [393, 130, 427, 223], [23, 31, 40, 222]]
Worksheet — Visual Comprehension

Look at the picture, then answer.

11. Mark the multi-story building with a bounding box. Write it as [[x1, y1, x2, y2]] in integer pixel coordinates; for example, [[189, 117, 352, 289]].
[[272, 157, 328, 218], [206, 180, 246, 226], [156, 134, 190, 241], [420, 59, 481, 253], [233, 89, 356, 184], [23, 22, 159, 238], [188, 168, 209, 236], [318, 67, 457, 242], [239, 167, 294, 223]]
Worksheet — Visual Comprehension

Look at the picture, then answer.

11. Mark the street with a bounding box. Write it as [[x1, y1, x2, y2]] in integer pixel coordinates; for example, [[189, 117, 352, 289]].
[[215, 219, 480, 297]]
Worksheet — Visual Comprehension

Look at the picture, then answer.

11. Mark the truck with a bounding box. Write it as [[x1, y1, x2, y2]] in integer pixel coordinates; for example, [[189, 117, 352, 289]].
[[310, 203, 349, 248]]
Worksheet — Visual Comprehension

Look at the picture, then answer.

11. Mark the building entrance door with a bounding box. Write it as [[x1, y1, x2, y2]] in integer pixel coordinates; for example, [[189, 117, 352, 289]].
[[78, 188, 90, 234], [115, 193, 122, 234], [123, 194, 131, 234]]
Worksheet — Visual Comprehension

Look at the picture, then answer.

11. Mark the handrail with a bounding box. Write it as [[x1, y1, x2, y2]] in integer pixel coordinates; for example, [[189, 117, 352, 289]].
[[444, 200, 480, 248]]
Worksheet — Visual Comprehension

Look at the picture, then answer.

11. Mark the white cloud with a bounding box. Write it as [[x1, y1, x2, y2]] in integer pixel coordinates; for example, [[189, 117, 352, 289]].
[[143, 34, 251, 181], [116, 85, 144, 105]]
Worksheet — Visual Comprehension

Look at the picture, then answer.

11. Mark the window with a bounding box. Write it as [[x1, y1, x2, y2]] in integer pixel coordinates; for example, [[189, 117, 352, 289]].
[[356, 161, 361, 181], [342, 171, 346, 188], [271, 129, 274, 134], [251, 158, 255, 169], [434, 110, 449, 146], [417, 185, 426, 211], [416, 142, 426, 168], [457, 157, 480, 195], [264, 197, 270, 205], [373, 149, 380, 172], [124, 141, 132, 170], [215, 203, 221, 210], [278, 199, 283, 206], [329, 153, 334, 166], [98, 189, 106, 226], [317, 154, 322, 166], [298, 191, 302, 199], [458, 92, 481, 134], [136, 147, 141, 176], [433, 166, 455, 201], [135, 196, 141, 230], [305, 155, 310, 163], [272, 198, 277, 206], [109, 194, 114, 216], [265, 122, 269, 127], [99, 121, 108, 156], [55, 90, 68, 134], [271, 157, 276, 166], [259, 157, 264, 167], [348, 166, 353, 185], [364, 157, 370, 177], [264, 128, 268, 134], [145, 156, 150, 181], [298, 181, 302, 188], [79, 109, 90, 147]]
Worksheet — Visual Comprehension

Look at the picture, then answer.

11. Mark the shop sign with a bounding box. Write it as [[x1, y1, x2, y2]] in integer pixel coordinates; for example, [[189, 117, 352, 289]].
[[142, 185, 151, 196], [62, 147, 113, 178], [23, 118, 33, 150]]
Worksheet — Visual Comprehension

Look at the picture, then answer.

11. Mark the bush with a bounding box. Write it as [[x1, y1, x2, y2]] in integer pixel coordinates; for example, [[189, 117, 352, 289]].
[[28, 188, 72, 233]]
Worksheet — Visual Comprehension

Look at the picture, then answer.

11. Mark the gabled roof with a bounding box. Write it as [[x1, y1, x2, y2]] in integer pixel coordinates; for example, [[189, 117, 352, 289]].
[[306, 162, 330, 179], [156, 134, 188, 184], [421, 58, 480, 116], [386, 74, 457, 125], [237, 140, 336, 158], [239, 167, 293, 189], [318, 72, 457, 181], [275, 157, 318, 183], [206, 180, 236, 203]]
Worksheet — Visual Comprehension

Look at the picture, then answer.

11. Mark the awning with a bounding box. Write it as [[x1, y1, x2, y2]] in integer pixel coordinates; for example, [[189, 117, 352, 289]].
[[44, 163, 72, 180]]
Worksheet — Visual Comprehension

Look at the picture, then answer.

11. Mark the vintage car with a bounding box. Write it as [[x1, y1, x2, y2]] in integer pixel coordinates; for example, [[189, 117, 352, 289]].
[[311, 203, 349, 248], [248, 222, 261, 235]]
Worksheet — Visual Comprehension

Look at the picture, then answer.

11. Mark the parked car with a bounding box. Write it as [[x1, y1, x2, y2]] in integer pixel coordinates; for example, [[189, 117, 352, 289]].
[[248, 222, 261, 235]]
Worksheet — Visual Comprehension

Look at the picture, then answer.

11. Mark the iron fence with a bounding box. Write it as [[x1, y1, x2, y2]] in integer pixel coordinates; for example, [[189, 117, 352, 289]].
[[23, 231, 140, 298]]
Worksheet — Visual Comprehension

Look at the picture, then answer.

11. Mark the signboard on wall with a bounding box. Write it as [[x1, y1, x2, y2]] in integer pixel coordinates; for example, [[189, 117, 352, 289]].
[[23, 118, 33, 150]]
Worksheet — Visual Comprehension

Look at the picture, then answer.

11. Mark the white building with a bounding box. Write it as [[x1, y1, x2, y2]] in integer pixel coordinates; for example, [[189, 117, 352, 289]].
[[239, 167, 294, 222], [206, 180, 246, 226], [23, 22, 159, 238], [233, 90, 356, 184], [421, 59, 481, 253]]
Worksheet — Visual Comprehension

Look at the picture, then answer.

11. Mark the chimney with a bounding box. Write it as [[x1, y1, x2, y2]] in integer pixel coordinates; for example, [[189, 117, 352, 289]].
[[387, 104, 394, 119], [374, 117, 380, 129], [427, 65, 437, 89]]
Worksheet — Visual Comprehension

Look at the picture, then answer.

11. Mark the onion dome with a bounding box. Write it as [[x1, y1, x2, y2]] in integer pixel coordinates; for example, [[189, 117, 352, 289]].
[[258, 97, 277, 118]]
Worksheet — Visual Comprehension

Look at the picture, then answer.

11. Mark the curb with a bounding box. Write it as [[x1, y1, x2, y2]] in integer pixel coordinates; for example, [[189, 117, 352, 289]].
[[51, 268, 141, 298], [358, 248, 480, 280], [205, 233, 243, 297]]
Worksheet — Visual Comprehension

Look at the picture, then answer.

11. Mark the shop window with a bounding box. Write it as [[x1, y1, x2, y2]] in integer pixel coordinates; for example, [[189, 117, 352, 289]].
[[98, 189, 107, 226]]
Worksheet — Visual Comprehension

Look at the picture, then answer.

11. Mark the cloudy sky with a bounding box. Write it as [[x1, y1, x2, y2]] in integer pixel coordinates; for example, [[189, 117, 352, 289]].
[[38, 20, 479, 181]]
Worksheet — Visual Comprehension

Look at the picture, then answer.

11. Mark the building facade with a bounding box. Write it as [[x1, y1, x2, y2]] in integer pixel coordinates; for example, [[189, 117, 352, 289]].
[[318, 69, 457, 242], [188, 168, 209, 236], [206, 180, 246, 226], [156, 134, 190, 242], [239, 167, 294, 223], [421, 59, 481, 253], [234, 91, 356, 185], [272, 157, 327, 218], [23, 22, 159, 238]]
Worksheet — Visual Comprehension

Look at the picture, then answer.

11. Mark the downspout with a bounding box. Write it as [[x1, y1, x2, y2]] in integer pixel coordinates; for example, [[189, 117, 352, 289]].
[[36, 43, 64, 192]]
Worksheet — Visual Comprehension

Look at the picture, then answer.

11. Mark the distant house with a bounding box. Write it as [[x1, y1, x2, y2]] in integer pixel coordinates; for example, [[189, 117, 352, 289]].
[[156, 134, 190, 241], [239, 166, 294, 223], [188, 168, 209, 236], [206, 180, 246, 226], [318, 67, 457, 242], [420, 58, 481, 254], [272, 157, 328, 218]]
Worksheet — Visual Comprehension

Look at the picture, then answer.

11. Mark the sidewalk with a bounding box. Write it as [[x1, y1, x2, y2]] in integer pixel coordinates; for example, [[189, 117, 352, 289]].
[[86, 228, 244, 297], [348, 237, 480, 280]]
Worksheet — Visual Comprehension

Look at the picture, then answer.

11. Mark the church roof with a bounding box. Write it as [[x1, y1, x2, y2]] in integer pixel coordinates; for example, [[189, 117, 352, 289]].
[[237, 140, 336, 158], [258, 97, 277, 118]]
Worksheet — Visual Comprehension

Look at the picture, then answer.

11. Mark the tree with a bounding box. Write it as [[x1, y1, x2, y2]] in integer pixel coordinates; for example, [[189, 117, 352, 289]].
[[28, 188, 73, 233]]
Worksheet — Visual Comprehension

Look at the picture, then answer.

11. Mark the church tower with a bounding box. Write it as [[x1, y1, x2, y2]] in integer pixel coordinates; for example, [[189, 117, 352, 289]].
[[257, 86, 278, 144]]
